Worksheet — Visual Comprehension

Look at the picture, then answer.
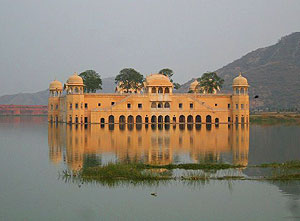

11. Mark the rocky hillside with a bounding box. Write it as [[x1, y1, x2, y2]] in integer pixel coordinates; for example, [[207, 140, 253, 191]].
[[0, 77, 116, 105], [179, 32, 300, 110]]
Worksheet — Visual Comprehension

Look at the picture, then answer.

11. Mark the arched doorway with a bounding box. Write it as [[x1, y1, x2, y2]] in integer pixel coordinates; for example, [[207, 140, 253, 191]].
[[119, 115, 125, 124], [108, 115, 114, 124], [127, 115, 134, 124], [100, 118, 105, 124], [195, 115, 201, 124], [164, 102, 170, 108], [164, 115, 170, 123], [179, 115, 185, 123], [206, 115, 212, 124], [158, 115, 163, 123], [187, 115, 193, 124], [136, 115, 142, 124], [151, 115, 157, 123], [215, 118, 219, 124], [158, 87, 163, 93]]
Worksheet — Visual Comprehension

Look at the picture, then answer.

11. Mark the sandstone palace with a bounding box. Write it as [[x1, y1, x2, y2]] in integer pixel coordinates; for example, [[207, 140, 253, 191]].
[[48, 73, 249, 124]]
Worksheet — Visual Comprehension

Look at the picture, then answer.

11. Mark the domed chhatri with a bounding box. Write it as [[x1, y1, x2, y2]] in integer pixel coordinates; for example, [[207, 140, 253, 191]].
[[67, 72, 84, 85], [48, 71, 249, 125], [233, 73, 248, 86], [189, 79, 199, 92], [145, 73, 173, 87], [49, 80, 63, 91]]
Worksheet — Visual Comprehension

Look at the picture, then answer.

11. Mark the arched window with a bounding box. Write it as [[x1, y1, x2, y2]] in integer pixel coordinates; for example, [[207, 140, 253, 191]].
[[151, 115, 157, 123], [151, 102, 156, 108], [164, 115, 170, 123], [158, 115, 163, 123], [75, 87, 79, 93], [165, 87, 170, 93], [187, 115, 193, 124], [179, 115, 185, 123], [152, 87, 156, 93], [108, 115, 114, 124], [215, 118, 219, 124], [136, 115, 142, 124], [158, 102, 163, 108], [127, 115, 134, 124], [158, 87, 163, 93], [100, 118, 105, 124], [206, 115, 212, 124], [119, 115, 125, 123], [195, 115, 201, 124], [164, 102, 170, 108]]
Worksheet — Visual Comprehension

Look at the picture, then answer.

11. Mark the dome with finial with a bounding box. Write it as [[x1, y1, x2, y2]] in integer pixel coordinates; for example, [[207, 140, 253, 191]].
[[233, 73, 248, 86], [49, 80, 63, 91], [189, 79, 199, 91], [67, 72, 84, 85]]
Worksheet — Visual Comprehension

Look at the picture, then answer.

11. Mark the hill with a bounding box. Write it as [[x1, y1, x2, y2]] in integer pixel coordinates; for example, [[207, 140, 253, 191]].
[[0, 77, 116, 105], [179, 32, 300, 110]]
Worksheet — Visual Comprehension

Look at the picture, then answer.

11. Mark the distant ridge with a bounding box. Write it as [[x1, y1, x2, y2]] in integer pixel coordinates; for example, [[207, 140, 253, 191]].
[[178, 32, 300, 110], [0, 77, 116, 105]]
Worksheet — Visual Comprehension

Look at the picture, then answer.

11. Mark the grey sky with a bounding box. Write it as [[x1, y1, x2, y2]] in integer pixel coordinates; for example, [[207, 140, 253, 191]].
[[1, 0, 300, 95]]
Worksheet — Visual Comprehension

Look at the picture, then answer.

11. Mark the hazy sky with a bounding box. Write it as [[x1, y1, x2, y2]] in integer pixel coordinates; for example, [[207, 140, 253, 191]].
[[1, 0, 300, 95]]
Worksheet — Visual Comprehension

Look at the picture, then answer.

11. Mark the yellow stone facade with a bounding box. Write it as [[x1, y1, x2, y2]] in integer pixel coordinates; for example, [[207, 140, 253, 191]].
[[48, 73, 249, 124]]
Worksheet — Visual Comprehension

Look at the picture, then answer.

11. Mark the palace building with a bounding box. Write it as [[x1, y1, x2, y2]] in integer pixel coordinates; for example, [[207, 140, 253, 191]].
[[48, 73, 249, 124]]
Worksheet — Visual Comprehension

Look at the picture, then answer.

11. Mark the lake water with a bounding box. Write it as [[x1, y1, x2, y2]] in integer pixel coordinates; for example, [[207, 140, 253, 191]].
[[0, 116, 299, 220]]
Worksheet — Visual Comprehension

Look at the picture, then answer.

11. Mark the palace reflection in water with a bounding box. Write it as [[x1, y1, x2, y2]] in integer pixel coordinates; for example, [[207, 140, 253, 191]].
[[48, 123, 249, 171]]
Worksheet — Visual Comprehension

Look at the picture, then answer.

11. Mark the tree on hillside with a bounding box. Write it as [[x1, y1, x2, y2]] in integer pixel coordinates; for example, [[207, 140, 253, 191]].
[[79, 70, 102, 93], [159, 68, 181, 89], [197, 72, 224, 94], [115, 68, 144, 93]]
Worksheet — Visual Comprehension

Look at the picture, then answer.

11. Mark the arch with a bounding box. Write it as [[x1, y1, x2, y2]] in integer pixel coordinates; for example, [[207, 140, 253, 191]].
[[75, 87, 79, 93], [145, 116, 149, 123], [119, 115, 125, 123], [100, 118, 105, 124], [240, 88, 244, 94], [151, 115, 157, 123], [241, 116, 245, 124], [127, 115, 134, 124], [172, 116, 176, 123], [158, 115, 163, 123], [108, 115, 114, 124], [164, 115, 170, 123], [136, 115, 142, 124], [152, 87, 156, 93], [164, 102, 170, 108], [158, 87, 163, 93], [187, 115, 193, 124], [151, 102, 156, 108], [206, 115, 212, 124], [215, 118, 219, 124], [195, 115, 201, 124], [158, 102, 163, 108], [165, 87, 170, 93], [179, 115, 185, 123]]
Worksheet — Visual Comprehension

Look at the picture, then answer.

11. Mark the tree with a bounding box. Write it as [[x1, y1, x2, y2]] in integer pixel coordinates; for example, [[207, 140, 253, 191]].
[[79, 70, 102, 93], [159, 68, 173, 79], [197, 72, 224, 94], [115, 68, 144, 93], [159, 68, 181, 89]]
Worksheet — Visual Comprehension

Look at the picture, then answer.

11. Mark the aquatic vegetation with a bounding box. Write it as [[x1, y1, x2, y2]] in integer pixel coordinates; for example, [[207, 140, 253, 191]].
[[258, 160, 300, 169], [60, 161, 300, 186]]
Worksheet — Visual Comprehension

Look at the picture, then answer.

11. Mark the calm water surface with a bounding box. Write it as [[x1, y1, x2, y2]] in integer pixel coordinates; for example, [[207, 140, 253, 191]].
[[0, 116, 299, 220]]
